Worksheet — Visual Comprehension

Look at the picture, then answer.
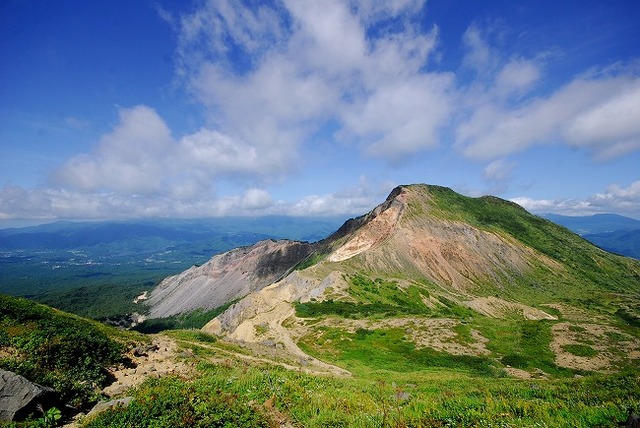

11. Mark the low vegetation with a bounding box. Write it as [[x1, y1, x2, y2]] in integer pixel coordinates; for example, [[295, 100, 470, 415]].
[[83, 332, 640, 428], [3, 186, 639, 426], [133, 300, 239, 334], [0, 294, 141, 409], [420, 185, 640, 295]]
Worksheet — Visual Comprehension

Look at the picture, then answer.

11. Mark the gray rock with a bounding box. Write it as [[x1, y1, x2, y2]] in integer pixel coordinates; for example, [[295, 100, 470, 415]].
[[88, 397, 134, 417], [147, 240, 314, 318], [132, 343, 159, 357], [178, 349, 195, 358], [394, 391, 411, 402], [0, 369, 59, 422]]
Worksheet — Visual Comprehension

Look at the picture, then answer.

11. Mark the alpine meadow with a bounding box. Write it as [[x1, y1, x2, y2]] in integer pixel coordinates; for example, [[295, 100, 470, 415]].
[[2, 0, 640, 427]]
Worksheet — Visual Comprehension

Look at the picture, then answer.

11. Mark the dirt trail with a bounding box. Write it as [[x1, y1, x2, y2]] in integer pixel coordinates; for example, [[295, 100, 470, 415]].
[[102, 335, 192, 397], [190, 339, 351, 377], [64, 335, 191, 427]]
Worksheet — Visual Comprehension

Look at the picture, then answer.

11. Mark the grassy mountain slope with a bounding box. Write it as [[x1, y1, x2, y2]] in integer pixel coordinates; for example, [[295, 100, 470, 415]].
[[205, 184, 640, 381], [85, 331, 640, 428], [406, 185, 640, 295], [0, 294, 142, 411]]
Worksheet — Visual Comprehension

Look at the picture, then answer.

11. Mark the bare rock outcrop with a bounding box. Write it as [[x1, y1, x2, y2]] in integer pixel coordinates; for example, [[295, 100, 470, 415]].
[[0, 369, 59, 422], [147, 239, 313, 318]]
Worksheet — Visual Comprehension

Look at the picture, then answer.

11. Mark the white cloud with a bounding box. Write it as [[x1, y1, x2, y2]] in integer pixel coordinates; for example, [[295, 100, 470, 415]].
[[0, 182, 380, 222], [351, 0, 425, 22], [457, 62, 640, 161], [55, 105, 175, 194], [564, 80, 640, 159], [494, 59, 540, 98], [241, 188, 274, 211], [344, 73, 454, 158], [483, 159, 510, 182], [462, 25, 497, 73], [179, 128, 260, 174], [512, 180, 640, 217], [454, 25, 640, 164], [53, 105, 298, 201], [177, 0, 453, 165]]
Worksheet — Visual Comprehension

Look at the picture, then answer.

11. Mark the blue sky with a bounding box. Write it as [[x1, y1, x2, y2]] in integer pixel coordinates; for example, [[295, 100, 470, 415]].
[[1, 0, 639, 225]]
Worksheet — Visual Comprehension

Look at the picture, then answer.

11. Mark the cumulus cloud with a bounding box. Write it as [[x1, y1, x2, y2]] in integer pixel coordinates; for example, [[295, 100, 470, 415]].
[[494, 59, 541, 98], [457, 72, 640, 161], [55, 106, 174, 194], [455, 25, 640, 163], [241, 188, 274, 211], [53, 105, 298, 201], [0, 182, 383, 221], [177, 0, 453, 164], [564, 80, 640, 159], [5, 2, 640, 223], [512, 180, 640, 217], [462, 25, 499, 74]]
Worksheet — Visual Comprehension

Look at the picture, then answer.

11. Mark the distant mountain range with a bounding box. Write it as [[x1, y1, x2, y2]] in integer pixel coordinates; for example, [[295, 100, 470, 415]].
[[0, 216, 345, 318], [541, 213, 640, 258], [0, 216, 345, 249]]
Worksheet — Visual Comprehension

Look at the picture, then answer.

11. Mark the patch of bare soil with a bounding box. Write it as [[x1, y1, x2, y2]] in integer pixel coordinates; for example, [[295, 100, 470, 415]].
[[503, 367, 533, 379], [394, 217, 562, 294], [542, 303, 606, 323], [550, 322, 640, 372], [102, 335, 193, 397], [466, 296, 557, 321], [204, 271, 352, 377], [64, 335, 192, 428], [189, 338, 350, 378], [328, 200, 403, 262], [225, 300, 351, 377], [311, 317, 491, 357]]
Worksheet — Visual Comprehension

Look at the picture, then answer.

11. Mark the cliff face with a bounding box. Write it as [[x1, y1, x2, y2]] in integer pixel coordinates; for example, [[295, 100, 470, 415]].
[[146, 239, 313, 318]]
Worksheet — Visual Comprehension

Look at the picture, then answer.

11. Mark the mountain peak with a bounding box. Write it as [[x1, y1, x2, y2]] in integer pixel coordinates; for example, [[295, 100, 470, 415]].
[[143, 185, 639, 365]]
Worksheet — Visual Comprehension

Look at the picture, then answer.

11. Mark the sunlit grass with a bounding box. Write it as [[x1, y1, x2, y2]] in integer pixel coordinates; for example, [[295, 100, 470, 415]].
[[85, 332, 640, 427]]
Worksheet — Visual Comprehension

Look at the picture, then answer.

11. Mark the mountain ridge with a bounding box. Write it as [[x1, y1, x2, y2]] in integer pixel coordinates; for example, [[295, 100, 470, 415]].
[[143, 184, 640, 376]]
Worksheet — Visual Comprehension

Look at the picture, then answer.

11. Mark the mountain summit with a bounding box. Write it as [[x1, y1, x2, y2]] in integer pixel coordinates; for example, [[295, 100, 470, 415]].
[[148, 184, 640, 374]]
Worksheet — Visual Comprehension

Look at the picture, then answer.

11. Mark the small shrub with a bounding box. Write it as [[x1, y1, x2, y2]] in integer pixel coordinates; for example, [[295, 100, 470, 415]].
[[0, 295, 127, 408], [84, 377, 274, 428]]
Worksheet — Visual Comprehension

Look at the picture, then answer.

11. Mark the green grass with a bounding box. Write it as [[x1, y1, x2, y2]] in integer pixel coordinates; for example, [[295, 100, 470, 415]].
[[299, 326, 499, 378], [0, 294, 141, 409], [472, 317, 576, 377], [83, 375, 273, 428], [133, 300, 239, 334], [405, 185, 640, 297], [294, 251, 326, 270], [294, 274, 463, 319], [83, 333, 640, 428], [563, 344, 599, 357]]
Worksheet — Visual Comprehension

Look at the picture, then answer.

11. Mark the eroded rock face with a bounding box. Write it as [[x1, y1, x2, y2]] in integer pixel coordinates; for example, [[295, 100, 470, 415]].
[[147, 240, 314, 318], [0, 369, 59, 422]]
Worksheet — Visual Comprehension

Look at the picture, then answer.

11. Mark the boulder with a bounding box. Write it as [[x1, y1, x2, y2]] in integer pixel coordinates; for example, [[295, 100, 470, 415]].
[[87, 397, 134, 417], [132, 343, 159, 357], [0, 369, 59, 422]]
